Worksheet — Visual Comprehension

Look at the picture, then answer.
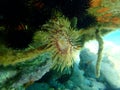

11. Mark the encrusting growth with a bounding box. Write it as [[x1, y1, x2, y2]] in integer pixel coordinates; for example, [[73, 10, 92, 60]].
[[88, 0, 120, 27], [95, 28, 104, 78]]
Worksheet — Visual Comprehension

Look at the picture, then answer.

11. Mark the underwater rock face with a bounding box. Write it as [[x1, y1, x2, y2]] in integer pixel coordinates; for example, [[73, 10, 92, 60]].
[[0, 68, 17, 87], [0, 53, 52, 89], [65, 64, 106, 90], [12, 60, 52, 88], [81, 40, 120, 89]]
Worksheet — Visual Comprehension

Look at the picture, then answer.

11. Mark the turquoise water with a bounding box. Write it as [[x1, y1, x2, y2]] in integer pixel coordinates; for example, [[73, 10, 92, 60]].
[[103, 29, 120, 45]]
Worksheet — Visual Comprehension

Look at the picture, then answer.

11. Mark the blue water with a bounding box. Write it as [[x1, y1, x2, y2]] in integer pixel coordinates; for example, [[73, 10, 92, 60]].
[[103, 29, 120, 45]]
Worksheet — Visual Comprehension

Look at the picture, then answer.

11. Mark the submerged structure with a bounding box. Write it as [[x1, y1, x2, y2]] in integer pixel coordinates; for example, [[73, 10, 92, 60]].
[[0, 0, 120, 89]]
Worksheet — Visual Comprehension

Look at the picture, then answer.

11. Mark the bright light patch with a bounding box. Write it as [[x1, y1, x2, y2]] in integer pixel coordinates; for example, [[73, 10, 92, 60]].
[[103, 29, 120, 81], [103, 29, 120, 45]]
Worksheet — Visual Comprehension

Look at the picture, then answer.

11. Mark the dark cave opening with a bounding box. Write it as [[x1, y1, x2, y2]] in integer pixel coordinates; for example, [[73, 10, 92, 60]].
[[0, 0, 96, 49], [5, 30, 33, 49]]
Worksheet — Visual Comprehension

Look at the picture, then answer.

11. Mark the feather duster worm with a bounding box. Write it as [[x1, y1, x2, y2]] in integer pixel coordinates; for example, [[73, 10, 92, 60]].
[[34, 13, 83, 72]]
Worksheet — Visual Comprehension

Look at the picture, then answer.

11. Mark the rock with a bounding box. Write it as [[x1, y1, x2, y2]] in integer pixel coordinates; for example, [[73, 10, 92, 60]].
[[81, 40, 120, 89]]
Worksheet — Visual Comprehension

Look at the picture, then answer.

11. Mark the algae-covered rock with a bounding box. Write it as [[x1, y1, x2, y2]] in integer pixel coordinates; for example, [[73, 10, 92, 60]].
[[0, 52, 52, 89]]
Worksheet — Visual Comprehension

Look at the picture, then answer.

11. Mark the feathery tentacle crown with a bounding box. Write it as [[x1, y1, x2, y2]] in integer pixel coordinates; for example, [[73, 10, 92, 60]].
[[40, 12, 82, 72]]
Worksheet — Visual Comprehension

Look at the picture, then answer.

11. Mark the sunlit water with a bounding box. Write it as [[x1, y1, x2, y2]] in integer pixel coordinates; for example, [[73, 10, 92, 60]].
[[103, 29, 120, 45]]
